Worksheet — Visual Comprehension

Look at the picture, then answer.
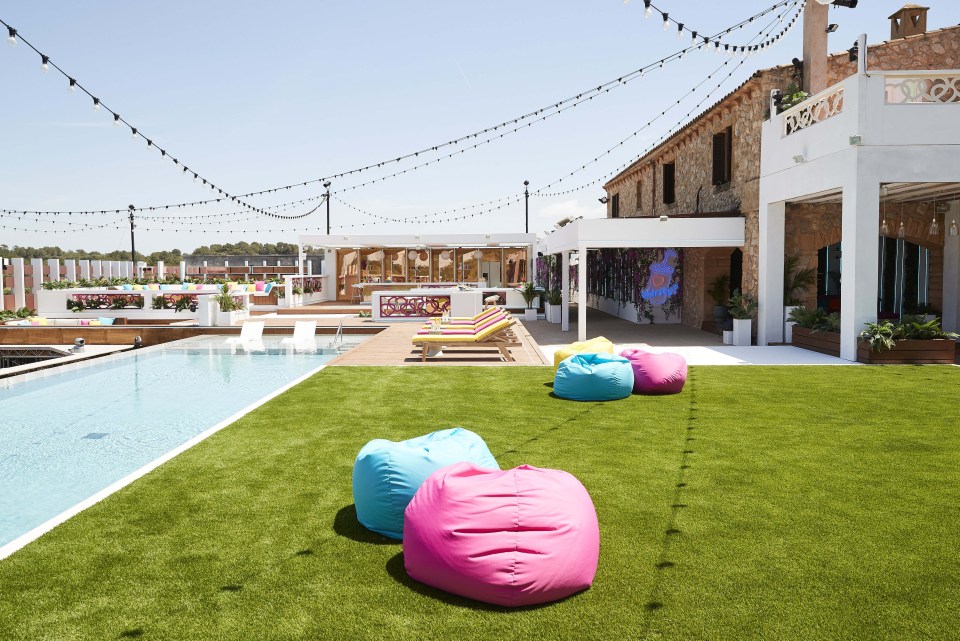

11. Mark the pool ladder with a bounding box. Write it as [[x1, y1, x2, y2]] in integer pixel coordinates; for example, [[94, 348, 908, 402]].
[[330, 320, 344, 351]]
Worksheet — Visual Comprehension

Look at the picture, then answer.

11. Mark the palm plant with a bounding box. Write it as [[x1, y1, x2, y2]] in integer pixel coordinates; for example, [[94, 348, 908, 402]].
[[784, 255, 817, 306]]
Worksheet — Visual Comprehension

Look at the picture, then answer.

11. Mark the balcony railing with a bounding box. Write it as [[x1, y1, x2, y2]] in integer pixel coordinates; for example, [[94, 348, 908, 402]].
[[781, 83, 845, 137], [884, 72, 960, 104]]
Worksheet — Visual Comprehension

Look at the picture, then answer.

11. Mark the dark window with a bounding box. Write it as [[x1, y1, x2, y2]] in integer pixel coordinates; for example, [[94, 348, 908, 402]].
[[611, 193, 620, 218], [662, 162, 676, 204], [635, 180, 642, 210], [712, 126, 733, 185]]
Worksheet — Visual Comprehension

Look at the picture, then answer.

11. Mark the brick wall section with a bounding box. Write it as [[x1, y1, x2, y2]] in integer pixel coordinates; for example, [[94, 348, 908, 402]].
[[604, 24, 960, 328]]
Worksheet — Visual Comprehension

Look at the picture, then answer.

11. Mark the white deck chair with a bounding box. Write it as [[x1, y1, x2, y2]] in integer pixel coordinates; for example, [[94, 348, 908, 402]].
[[224, 320, 265, 345], [280, 320, 317, 348]]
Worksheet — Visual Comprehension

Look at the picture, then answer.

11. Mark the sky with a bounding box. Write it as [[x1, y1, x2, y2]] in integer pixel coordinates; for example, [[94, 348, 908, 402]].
[[1, 1, 958, 254]]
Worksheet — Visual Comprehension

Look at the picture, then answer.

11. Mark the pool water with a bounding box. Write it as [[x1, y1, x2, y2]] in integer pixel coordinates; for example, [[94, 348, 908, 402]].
[[0, 335, 361, 551]]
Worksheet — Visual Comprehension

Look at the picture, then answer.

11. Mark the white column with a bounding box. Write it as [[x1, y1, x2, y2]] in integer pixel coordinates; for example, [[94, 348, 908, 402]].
[[30, 258, 44, 293], [942, 228, 960, 333], [561, 250, 570, 332], [757, 200, 787, 345], [47, 258, 61, 282], [156, 260, 165, 280], [79, 260, 91, 280], [224, 260, 229, 268], [577, 246, 588, 341], [91, 260, 102, 279], [262, 260, 268, 267], [202, 260, 208, 267], [0, 259, 5, 312], [244, 260, 249, 268], [64, 259, 77, 282], [179, 260, 187, 280], [12, 258, 26, 309], [839, 173, 881, 361]]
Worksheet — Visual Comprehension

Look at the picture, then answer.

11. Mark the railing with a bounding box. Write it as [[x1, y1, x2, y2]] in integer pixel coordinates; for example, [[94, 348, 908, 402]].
[[885, 72, 960, 104], [781, 83, 845, 137], [378, 294, 451, 318], [333, 319, 344, 347]]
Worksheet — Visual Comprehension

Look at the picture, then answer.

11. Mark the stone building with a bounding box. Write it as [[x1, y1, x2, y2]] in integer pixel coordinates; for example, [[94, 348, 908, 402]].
[[600, 4, 960, 336]]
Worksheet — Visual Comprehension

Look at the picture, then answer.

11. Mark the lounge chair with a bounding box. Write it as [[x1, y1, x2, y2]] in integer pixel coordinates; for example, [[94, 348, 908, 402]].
[[225, 320, 265, 345], [280, 320, 317, 348], [412, 316, 521, 363], [416, 308, 510, 334]]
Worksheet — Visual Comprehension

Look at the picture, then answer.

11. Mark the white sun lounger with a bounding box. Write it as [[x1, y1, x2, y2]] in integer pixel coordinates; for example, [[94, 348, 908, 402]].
[[280, 320, 317, 347], [224, 320, 265, 345]]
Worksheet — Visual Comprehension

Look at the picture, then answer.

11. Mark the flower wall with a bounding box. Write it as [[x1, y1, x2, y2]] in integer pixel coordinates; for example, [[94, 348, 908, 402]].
[[540, 248, 683, 323]]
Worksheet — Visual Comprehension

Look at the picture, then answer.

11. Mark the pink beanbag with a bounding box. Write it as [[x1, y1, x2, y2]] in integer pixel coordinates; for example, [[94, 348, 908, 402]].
[[403, 462, 600, 607], [619, 348, 688, 395]]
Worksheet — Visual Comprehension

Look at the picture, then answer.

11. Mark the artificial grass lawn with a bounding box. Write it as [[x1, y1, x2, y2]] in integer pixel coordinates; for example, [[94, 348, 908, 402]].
[[1, 365, 958, 641]]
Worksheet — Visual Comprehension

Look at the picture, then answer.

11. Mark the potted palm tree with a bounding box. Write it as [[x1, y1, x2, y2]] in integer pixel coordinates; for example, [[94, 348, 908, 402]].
[[783, 255, 817, 343], [727, 289, 757, 346], [519, 282, 538, 321], [213, 285, 248, 326]]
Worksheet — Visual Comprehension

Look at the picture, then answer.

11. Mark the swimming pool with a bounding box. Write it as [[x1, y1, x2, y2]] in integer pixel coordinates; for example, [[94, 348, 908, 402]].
[[0, 335, 363, 556]]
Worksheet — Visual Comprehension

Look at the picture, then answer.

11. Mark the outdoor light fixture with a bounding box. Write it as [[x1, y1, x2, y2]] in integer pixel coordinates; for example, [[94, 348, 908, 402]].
[[643, 0, 652, 18], [662, 13, 669, 30], [598, 196, 609, 204], [793, 155, 806, 164], [880, 186, 889, 235], [41, 55, 49, 72], [7, 26, 16, 46], [659, 215, 669, 222], [826, 24, 839, 33], [849, 135, 862, 145], [898, 204, 906, 239], [831, 0, 858, 8], [928, 216, 940, 236], [949, 220, 958, 236]]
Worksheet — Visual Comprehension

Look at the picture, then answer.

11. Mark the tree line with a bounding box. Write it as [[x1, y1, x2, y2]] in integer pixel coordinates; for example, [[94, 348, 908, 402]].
[[0, 241, 304, 264]]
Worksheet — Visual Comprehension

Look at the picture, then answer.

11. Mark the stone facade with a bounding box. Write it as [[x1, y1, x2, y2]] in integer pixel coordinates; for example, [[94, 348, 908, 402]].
[[604, 23, 960, 330]]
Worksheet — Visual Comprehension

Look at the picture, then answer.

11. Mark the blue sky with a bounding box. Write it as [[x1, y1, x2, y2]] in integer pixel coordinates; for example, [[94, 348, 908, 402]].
[[2, 1, 958, 253]]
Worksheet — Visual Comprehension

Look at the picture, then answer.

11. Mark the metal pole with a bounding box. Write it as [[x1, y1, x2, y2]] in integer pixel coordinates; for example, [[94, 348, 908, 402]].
[[523, 180, 530, 233], [324, 182, 332, 234], [128, 204, 137, 278]]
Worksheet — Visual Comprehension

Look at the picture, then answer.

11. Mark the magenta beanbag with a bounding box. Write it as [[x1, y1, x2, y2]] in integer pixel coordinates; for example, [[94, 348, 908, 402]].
[[403, 462, 600, 607], [619, 348, 688, 395]]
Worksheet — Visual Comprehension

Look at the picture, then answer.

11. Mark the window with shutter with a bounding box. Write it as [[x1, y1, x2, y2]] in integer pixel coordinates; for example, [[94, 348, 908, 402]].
[[662, 163, 676, 204]]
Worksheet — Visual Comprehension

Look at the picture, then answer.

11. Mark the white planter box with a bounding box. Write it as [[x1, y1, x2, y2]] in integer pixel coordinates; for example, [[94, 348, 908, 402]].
[[544, 303, 562, 324], [732, 318, 752, 346], [215, 306, 249, 327], [523, 308, 538, 321], [722, 330, 733, 345], [784, 305, 799, 344]]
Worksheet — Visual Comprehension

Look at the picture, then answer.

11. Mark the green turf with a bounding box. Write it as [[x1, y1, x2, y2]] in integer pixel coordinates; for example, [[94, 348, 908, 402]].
[[1, 365, 958, 641]]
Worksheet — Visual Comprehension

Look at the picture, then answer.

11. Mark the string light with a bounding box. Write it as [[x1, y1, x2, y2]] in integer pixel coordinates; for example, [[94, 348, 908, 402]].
[[6, 26, 15, 46], [40, 54, 48, 72], [662, 12, 670, 30], [644, 0, 652, 18]]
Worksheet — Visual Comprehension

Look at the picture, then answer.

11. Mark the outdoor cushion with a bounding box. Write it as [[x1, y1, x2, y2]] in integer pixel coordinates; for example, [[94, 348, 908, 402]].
[[148, 284, 160, 290], [160, 284, 173, 291], [619, 349, 688, 395], [403, 462, 600, 607], [554, 352, 633, 402], [96, 317, 115, 326], [352, 428, 499, 540], [553, 336, 614, 371], [255, 280, 266, 292], [121, 284, 133, 290]]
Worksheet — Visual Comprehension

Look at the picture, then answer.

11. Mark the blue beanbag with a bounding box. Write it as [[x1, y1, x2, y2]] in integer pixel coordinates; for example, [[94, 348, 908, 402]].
[[352, 428, 499, 539], [554, 353, 634, 402]]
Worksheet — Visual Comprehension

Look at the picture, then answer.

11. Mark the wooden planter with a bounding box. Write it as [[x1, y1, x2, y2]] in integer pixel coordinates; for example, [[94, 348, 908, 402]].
[[793, 327, 957, 363], [857, 339, 957, 364], [791, 327, 841, 357]]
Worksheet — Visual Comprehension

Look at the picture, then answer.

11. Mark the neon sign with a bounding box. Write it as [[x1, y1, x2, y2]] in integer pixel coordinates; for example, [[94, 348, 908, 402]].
[[641, 249, 679, 304]]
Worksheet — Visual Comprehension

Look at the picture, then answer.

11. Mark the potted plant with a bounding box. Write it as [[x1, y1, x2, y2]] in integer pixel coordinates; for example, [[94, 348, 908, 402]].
[[707, 274, 729, 328], [213, 286, 248, 326], [787, 306, 842, 356], [783, 255, 817, 343], [519, 282, 538, 321], [544, 289, 562, 324], [727, 289, 757, 346]]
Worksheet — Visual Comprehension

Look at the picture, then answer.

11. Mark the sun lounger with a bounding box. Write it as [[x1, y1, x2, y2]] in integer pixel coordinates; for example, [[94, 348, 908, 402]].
[[280, 320, 317, 348], [412, 317, 521, 363], [416, 309, 510, 334], [225, 320, 265, 345]]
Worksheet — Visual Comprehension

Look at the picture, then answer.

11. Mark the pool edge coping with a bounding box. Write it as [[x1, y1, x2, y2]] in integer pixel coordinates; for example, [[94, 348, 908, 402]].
[[0, 352, 333, 561]]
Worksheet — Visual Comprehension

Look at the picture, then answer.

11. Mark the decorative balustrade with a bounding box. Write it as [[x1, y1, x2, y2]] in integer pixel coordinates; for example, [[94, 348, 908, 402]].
[[151, 293, 199, 312], [782, 85, 844, 136], [378, 294, 451, 318], [885, 73, 960, 104], [67, 293, 145, 311]]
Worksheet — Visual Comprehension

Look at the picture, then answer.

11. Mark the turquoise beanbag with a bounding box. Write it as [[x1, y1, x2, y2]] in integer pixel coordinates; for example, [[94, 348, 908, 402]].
[[554, 352, 634, 402], [352, 428, 499, 539]]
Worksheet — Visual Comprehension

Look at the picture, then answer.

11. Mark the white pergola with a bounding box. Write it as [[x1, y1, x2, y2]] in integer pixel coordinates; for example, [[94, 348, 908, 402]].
[[538, 216, 746, 341]]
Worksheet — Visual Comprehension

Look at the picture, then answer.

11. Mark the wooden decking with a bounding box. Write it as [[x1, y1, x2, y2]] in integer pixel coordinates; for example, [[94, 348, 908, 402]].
[[331, 320, 548, 366]]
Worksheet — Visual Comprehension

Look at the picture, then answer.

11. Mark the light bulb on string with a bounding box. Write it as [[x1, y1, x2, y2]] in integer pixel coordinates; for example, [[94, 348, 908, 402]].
[[68, 77, 76, 93], [690, 31, 697, 45], [662, 13, 669, 30], [113, 113, 120, 127], [92, 97, 100, 112], [949, 220, 958, 236], [7, 27, 16, 47], [41, 55, 49, 72], [643, 0, 652, 18], [676, 23, 683, 39]]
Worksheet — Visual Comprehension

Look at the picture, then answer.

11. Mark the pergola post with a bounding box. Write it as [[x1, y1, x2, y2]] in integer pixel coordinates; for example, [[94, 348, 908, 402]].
[[577, 244, 588, 341], [561, 250, 570, 332], [943, 227, 960, 333]]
